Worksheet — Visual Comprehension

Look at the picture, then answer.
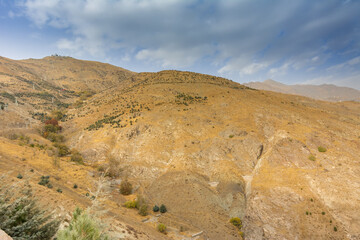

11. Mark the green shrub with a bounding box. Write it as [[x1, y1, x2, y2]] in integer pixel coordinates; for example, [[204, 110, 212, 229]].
[[308, 155, 316, 161], [57, 188, 62, 193], [56, 207, 109, 240], [17, 174, 23, 179], [73, 184, 78, 189], [124, 200, 138, 209], [153, 205, 159, 212], [157, 223, 166, 233], [39, 176, 50, 186], [159, 204, 167, 213], [229, 135, 234, 138], [322, 212, 325, 215], [0, 183, 60, 239], [44, 124, 59, 133], [334, 226, 337, 232], [120, 179, 132, 195], [138, 204, 148, 216], [230, 217, 242, 229], [318, 146, 327, 152]]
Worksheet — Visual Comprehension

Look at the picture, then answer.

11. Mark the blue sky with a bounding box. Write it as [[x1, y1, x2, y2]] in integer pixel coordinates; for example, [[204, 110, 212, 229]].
[[1, 0, 360, 89]]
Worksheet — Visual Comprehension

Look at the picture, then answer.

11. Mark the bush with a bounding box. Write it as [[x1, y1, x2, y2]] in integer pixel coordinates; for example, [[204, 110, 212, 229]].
[[153, 205, 159, 212], [17, 174, 23, 179], [39, 176, 50, 186], [56, 207, 109, 240], [318, 146, 327, 152], [120, 179, 132, 195], [159, 204, 167, 213], [334, 226, 337, 232], [308, 155, 316, 161], [71, 150, 84, 164], [124, 200, 138, 209], [54, 143, 69, 157], [47, 132, 65, 142], [57, 188, 63, 193], [44, 124, 59, 133], [138, 204, 148, 216], [45, 118, 59, 127], [230, 217, 242, 229], [157, 223, 166, 233], [0, 183, 60, 239], [73, 184, 78, 189]]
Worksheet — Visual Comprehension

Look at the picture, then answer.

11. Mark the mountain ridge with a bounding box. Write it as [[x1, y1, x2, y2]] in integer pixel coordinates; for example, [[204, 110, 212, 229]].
[[0, 55, 359, 240], [245, 79, 360, 102]]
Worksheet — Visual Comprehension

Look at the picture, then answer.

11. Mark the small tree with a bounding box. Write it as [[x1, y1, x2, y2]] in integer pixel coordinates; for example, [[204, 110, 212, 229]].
[[120, 179, 132, 195], [159, 204, 167, 213], [56, 207, 109, 240], [0, 183, 60, 239], [138, 204, 148, 216], [153, 205, 159, 212]]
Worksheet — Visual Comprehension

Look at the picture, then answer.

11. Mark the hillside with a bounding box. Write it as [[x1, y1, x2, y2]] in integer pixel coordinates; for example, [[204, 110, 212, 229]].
[[1, 56, 360, 240], [245, 79, 360, 102]]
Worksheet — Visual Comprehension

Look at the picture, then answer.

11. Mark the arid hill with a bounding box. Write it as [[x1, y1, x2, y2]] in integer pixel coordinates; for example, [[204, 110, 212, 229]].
[[245, 79, 360, 102], [1, 56, 360, 240]]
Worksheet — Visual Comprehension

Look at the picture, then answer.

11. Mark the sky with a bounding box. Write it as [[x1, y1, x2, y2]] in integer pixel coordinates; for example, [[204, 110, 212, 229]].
[[1, 0, 360, 89]]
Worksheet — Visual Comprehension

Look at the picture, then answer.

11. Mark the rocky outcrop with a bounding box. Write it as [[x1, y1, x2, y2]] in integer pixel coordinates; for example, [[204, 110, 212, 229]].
[[0, 229, 13, 240]]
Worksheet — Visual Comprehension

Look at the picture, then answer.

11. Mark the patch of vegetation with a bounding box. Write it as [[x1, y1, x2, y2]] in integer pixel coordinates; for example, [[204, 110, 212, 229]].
[[47, 132, 65, 142], [160, 204, 167, 213], [334, 226, 337, 232], [138, 204, 148, 216], [322, 212, 325, 215], [157, 223, 166, 233], [153, 205, 159, 212], [57, 188, 63, 193], [17, 174, 23, 179], [308, 155, 316, 161], [124, 200, 138, 209], [73, 184, 78, 189], [318, 146, 327, 152], [56, 207, 109, 240], [175, 92, 207, 106], [15, 91, 54, 101], [120, 179, 132, 195], [70, 149, 84, 164], [38, 176, 50, 186], [0, 182, 60, 239], [0, 91, 15, 102], [230, 217, 242, 229], [54, 143, 70, 157], [229, 134, 234, 138]]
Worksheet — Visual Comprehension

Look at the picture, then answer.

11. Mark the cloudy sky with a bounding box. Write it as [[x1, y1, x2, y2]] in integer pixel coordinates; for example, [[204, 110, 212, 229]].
[[1, 0, 360, 89]]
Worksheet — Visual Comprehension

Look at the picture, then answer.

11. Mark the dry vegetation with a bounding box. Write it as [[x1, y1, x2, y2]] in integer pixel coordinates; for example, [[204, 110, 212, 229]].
[[0, 56, 359, 240]]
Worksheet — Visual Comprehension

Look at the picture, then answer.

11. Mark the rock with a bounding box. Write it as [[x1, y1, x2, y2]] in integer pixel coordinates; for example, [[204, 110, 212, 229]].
[[0, 229, 13, 240]]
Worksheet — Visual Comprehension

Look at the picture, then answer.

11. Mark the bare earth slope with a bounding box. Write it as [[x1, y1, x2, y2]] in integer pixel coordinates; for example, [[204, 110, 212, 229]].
[[245, 79, 360, 102], [1, 57, 360, 240]]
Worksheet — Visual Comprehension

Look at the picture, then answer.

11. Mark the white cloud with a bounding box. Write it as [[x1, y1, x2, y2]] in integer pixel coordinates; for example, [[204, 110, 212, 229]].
[[12, 0, 360, 88]]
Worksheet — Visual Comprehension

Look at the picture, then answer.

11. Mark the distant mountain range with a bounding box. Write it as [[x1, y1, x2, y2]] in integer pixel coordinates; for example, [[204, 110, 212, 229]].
[[244, 79, 360, 102]]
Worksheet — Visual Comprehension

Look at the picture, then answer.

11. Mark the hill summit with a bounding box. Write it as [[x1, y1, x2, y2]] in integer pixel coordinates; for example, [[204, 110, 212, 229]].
[[0, 56, 360, 240]]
